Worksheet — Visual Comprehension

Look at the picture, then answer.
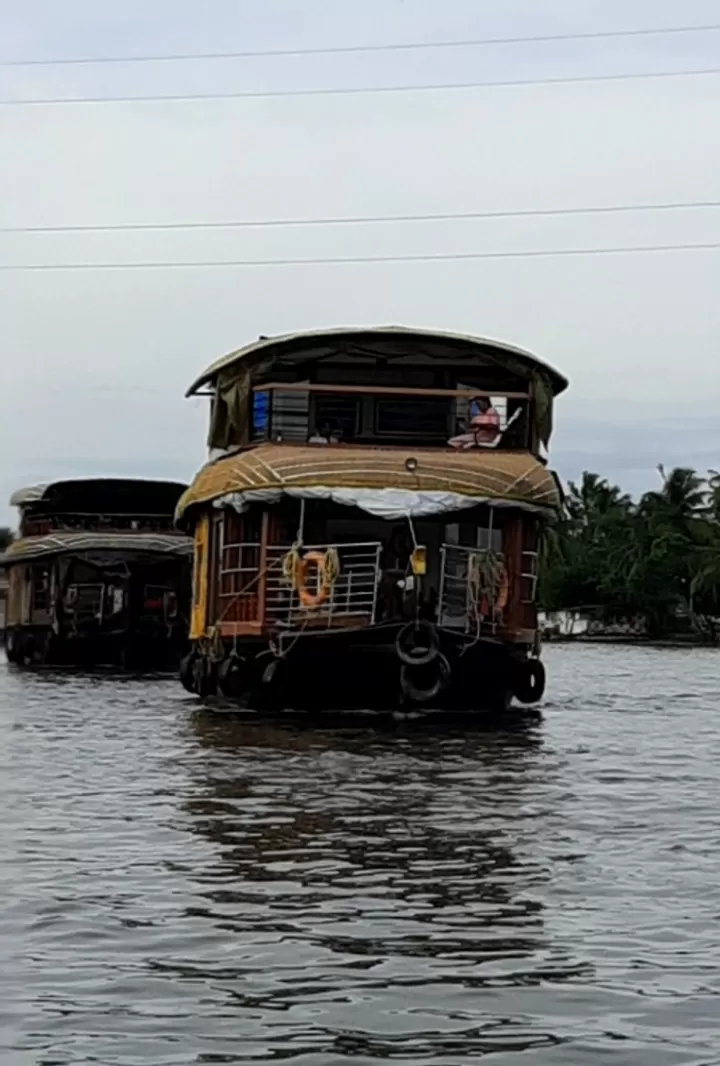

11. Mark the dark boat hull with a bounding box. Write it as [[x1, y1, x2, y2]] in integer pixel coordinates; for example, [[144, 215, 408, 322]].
[[5, 624, 187, 670], [182, 625, 543, 715]]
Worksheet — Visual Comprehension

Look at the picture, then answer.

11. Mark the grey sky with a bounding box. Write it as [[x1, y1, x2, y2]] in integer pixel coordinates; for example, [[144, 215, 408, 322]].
[[1, 0, 719, 525]]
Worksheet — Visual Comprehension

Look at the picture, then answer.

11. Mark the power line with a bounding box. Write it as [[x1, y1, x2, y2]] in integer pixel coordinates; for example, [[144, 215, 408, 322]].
[[2, 23, 719, 68], [2, 242, 719, 271], [2, 66, 720, 106], [3, 199, 719, 235]]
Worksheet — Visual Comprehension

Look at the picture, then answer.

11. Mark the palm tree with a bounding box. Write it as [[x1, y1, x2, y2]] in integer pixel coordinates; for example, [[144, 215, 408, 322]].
[[565, 472, 632, 527]]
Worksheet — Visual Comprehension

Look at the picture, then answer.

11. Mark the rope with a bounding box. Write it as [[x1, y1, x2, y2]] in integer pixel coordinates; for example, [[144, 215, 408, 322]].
[[466, 548, 504, 644], [280, 545, 341, 597], [282, 545, 301, 587], [324, 547, 341, 588]]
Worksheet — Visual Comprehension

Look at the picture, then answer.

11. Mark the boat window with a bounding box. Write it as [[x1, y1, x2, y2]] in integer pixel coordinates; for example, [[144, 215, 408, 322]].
[[30, 566, 50, 612], [313, 394, 360, 440], [143, 585, 169, 610], [268, 390, 309, 442], [445, 522, 503, 553], [373, 396, 450, 439], [220, 511, 261, 595]]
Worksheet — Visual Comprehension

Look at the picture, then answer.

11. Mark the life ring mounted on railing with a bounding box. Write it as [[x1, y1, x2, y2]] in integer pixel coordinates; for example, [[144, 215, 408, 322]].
[[283, 547, 341, 610], [297, 550, 331, 608]]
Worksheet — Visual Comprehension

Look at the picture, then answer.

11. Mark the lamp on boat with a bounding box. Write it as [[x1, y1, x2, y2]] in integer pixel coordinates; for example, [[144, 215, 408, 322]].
[[404, 456, 418, 473]]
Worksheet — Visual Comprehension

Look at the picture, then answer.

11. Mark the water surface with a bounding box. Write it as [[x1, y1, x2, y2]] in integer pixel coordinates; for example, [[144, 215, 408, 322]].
[[2, 644, 719, 1064]]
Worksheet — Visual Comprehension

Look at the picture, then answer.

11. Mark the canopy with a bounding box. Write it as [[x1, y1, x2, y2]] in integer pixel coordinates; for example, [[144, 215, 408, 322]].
[[0, 531, 192, 567], [175, 443, 561, 526], [9, 478, 188, 514], [186, 326, 568, 397]]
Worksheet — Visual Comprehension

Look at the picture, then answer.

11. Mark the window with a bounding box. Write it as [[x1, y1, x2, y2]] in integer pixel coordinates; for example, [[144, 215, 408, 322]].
[[312, 394, 360, 440], [220, 512, 261, 596], [30, 566, 50, 612], [445, 522, 503, 553], [374, 396, 449, 439]]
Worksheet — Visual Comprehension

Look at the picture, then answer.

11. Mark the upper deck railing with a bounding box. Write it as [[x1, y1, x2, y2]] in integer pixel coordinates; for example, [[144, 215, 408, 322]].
[[250, 383, 533, 452], [19, 514, 178, 538]]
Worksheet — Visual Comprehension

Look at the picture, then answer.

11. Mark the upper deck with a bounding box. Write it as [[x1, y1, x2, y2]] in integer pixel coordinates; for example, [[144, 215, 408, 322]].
[[9, 478, 189, 540], [186, 326, 567, 459]]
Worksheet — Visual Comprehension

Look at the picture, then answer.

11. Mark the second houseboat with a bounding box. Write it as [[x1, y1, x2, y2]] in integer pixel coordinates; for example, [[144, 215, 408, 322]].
[[1, 478, 192, 668], [176, 327, 567, 713]]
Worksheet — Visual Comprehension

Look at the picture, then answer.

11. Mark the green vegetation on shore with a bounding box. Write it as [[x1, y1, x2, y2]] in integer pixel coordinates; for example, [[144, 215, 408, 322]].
[[539, 468, 720, 639]]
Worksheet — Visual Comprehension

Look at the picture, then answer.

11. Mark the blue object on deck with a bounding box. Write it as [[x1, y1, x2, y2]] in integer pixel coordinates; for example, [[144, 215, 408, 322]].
[[253, 391, 270, 434]]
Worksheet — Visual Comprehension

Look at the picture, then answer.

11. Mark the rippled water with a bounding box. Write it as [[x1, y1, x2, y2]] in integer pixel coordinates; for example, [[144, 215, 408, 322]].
[[2, 644, 720, 1065]]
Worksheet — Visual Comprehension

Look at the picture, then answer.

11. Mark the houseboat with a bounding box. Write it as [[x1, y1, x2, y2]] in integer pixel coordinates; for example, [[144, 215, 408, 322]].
[[175, 327, 567, 713], [1, 478, 192, 668]]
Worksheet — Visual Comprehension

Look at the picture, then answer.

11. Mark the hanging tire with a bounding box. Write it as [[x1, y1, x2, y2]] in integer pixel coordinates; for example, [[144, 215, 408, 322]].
[[260, 658, 289, 710], [400, 653, 451, 705], [4, 627, 21, 664], [21, 634, 37, 667], [191, 654, 214, 699], [179, 650, 197, 693], [262, 659, 280, 685], [395, 620, 439, 667], [217, 652, 245, 698], [512, 657, 546, 704]]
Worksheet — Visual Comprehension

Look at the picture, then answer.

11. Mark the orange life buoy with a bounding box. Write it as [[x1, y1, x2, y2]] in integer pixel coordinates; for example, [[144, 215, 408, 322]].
[[296, 551, 330, 609]]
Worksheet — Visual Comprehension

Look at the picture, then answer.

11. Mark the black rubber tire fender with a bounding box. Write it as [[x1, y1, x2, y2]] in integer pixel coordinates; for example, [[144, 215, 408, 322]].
[[21, 635, 37, 667], [179, 650, 197, 693], [395, 620, 439, 667], [512, 657, 546, 704], [193, 655, 213, 699], [4, 627, 21, 665], [262, 658, 283, 686], [217, 652, 245, 698], [400, 653, 451, 705]]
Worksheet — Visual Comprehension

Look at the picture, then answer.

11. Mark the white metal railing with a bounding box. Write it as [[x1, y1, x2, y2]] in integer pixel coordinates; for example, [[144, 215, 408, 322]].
[[264, 541, 382, 631], [216, 540, 383, 631], [438, 543, 506, 634]]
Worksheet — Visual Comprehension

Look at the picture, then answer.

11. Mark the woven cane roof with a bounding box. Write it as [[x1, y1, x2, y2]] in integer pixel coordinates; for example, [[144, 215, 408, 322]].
[[0, 531, 192, 567], [175, 444, 561, 522]]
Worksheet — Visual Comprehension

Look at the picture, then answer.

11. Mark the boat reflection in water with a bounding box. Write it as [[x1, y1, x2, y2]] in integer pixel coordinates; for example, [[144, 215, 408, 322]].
[[151, 711, 592, 1058]]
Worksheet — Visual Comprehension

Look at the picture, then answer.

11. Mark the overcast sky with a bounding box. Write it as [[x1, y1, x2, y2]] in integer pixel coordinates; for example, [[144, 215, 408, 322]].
[[1, 0, 719, 526]]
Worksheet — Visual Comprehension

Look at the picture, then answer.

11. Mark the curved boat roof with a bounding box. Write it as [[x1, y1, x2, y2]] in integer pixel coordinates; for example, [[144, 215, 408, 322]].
[[175, 442, 561, 524], [10, 478, 188, 511], [185, 326, 569, 398], [0, 531, 192, 567]]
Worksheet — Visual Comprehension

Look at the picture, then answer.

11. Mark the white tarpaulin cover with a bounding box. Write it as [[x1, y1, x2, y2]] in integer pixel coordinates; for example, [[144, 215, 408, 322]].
[[213, 486, 548, 521]]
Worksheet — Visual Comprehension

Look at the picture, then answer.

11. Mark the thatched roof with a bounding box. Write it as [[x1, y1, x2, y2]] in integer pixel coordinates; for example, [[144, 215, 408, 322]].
[[175, 443, 561, 522], [0, 532, 192, 567]]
